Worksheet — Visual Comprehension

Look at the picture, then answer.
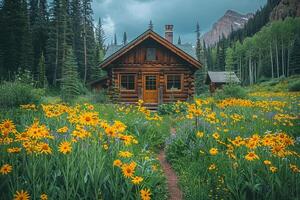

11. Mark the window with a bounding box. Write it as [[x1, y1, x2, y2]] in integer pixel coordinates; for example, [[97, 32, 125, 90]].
[[166, 75, 182, 91], [120, 74, 135, 91], [146, 48, 156, 61], [145, 75, 157, 90]]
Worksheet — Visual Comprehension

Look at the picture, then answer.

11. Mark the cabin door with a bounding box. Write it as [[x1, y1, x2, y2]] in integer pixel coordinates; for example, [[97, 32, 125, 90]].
[[143, 74, 158, 103]]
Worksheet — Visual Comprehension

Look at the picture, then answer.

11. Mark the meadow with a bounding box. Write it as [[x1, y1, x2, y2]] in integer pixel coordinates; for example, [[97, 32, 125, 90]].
[[0, 79, 299, 200], [0, 101, 169, 200], [165, 79, 300, 200]]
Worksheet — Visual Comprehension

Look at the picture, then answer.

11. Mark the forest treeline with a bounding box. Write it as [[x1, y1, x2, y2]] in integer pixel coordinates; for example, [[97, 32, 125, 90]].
[[197, 0, 300, 89], [0, 0, 106, 88], [0, 0, 299, 94], [201, 18, 300, 86]]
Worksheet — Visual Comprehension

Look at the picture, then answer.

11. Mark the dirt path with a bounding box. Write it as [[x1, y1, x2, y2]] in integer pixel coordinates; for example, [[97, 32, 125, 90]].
[[158, 128, 183, 200]]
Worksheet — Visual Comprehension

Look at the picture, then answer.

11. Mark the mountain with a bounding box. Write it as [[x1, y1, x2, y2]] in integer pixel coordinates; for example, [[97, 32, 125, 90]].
[[201, 10, 253, 46], [270, 0, 300, 21]]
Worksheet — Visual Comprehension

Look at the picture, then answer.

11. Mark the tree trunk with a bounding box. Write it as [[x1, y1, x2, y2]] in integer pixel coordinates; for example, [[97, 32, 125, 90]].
[[275, 40, 279, 78], [249, 56, 253, 85], [287, 47, 290, 77], [53, 23, 59, 86], [83, 10, 87, 84], [254, 61, 257, 83], [239, 56, 242, 81], [270, 42, 274, 78], [281, 37, 285, 77], [258, 53, 262, 80]]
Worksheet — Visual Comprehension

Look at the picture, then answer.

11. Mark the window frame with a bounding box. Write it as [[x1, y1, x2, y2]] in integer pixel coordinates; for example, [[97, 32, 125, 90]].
[[146, 48, 157, 61], [165, 74, 183, 92], [119, 73, 136, 92], [144, 75, 158, 91]]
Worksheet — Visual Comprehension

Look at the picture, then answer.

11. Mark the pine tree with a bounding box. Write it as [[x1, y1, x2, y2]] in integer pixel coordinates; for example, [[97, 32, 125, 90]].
[[0, 4, 3, 77], [61, 46, 81, 101], [90, 48, 105, 81], [195, 22, 206, 94], [82, 0, 96, 83], [216, 36, 226, 71], [114, 33, 117, 45], [123, 32, 127, 45], [0, 0, 33, 80], [92, 17, 106, 82], [71, 0, 84, 77], [225, 48, 234, 72], [96, 17, 105, 51], [149, 20, 153, 30], [225, 47, 235, 84], [37, 52, 47, 88], [206, 46, 211, 70], [178, 36, 181, 45], [46, 0, 71, 86], [195, 22, 201, 61], [30, 0, 48, 81], [95, 17, 105, 65]]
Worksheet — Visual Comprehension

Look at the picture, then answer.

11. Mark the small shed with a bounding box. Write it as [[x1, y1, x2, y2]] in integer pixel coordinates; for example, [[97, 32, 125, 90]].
[[88, 76, 109, 91], [205, 71, 240, 93]]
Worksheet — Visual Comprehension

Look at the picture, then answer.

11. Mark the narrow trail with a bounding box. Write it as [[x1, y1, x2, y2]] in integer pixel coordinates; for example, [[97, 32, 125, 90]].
[[158, 128, 183, 200]]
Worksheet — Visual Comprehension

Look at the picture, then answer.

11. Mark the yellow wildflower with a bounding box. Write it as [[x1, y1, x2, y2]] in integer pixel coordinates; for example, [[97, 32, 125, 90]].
[[212, 132, 220, 140], [140, 188, 151, 200], [263, 160, 272, 165], [58, 141, 72, 154], [132, 176, 143, 184], [113, 159, 122, 167], [245, 152, 259, 161], [196, 131, 204, 138], [13, 190, 30, 200], [209, 148, 218, 156], [119, 151, 133, 158], [57, 126, 68, 133], [0, 164, 12, 175], [208, 164, 216, 171], [40, 193, 48, 200], [270, 166, 277, 173]]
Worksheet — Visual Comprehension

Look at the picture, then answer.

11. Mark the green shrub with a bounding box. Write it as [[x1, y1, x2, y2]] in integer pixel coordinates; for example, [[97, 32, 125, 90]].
[[91, 89, 110, 104], [288, 80, 300, 91], [214, 84, 247, 99], [158, 102, 188, 115], [257, 76, 270, 83], [61, 47, 81, 102], [0, 81, 43, 108]]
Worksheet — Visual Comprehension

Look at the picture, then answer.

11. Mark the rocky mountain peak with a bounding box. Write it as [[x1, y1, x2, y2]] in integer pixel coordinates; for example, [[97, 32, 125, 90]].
[[201, 10, 253, 46], [270, 0, 300, 21]]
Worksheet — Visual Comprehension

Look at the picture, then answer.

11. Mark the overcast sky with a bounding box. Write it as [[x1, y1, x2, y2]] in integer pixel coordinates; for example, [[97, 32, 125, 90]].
[[92, 0, 267, 45]]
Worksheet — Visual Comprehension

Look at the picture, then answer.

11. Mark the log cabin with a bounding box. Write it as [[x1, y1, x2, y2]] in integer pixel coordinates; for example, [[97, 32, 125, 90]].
[[92, 25, 202, 108]]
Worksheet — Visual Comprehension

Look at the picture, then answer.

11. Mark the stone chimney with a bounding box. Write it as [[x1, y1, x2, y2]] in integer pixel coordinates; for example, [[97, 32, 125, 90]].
[[165, 25, 173, 43]]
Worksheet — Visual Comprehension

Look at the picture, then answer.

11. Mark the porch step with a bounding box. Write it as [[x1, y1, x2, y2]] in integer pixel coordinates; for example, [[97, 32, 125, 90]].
[[119, 102, 159, 111], [143, 103, 158, 111]]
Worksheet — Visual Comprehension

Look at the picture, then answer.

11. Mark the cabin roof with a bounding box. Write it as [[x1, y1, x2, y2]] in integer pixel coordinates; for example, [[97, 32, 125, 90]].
[[100, 29, 201, 69], [206, 71, 240, 84], [104, 43, 197, 60]]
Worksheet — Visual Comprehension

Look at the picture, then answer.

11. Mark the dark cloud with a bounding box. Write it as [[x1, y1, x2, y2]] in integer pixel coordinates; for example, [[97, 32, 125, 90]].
[[92, 0, 267, 44]]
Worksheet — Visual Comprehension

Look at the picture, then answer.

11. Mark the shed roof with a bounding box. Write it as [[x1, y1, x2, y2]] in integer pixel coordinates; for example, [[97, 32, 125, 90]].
[[206, 71, 240, 83], [87, 75, 108, 86]]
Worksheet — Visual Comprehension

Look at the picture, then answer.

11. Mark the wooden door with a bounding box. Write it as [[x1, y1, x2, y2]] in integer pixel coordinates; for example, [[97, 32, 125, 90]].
[[143, 74, 158, 103]]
